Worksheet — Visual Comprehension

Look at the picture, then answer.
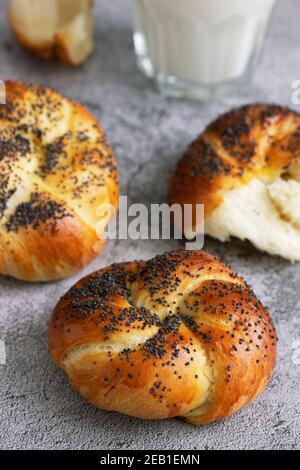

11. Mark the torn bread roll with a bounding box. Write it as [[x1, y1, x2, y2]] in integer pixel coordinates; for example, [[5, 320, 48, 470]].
[[169, 104, 300, 261], [9, 0, 94, 65], [48, 249, 277, 424]]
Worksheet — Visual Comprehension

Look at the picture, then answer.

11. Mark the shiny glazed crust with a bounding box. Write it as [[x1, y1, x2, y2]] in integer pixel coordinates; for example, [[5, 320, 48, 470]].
[[0, 81, 118, 281], [49, 249, 277, 424], [169, 104, 300, 220]]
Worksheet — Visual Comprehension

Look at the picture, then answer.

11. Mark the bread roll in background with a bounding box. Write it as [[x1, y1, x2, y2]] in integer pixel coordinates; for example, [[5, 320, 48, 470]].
[[49, 249, 277, 424], [169, 104, 300, 261], [9, 0, 94, 65], [0, 81, 119, 282]]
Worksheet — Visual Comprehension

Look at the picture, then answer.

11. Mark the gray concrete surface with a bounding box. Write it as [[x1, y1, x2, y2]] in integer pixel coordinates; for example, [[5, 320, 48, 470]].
[[0, 0, 300, 451]]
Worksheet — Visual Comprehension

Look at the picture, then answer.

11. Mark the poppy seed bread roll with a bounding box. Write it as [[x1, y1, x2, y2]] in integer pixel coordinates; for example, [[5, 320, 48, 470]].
[[0, 81, 118, 282], [48, 249, 277, 424], [169, 104, 300, 261]]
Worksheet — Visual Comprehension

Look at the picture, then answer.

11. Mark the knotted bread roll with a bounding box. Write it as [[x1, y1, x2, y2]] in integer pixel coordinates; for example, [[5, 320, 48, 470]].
[[49, 249, 277, 424], [169, 104, 300, 261], [0, 81, 118, 282]]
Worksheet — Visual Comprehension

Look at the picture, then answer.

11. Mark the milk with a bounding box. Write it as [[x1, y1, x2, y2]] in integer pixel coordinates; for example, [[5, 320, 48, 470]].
[[133, 0, 277, 98]]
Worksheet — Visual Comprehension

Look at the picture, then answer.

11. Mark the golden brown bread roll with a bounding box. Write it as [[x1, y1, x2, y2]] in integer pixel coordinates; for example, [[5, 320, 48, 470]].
[[169, 104, 300, 261], [9, 0, 94, 65], [0, 81, 118, 282], [49, 249, 277, 424]]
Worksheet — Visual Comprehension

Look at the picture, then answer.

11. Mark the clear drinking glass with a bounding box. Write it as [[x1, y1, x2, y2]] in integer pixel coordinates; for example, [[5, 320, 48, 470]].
[[132, 0, 277, 101]]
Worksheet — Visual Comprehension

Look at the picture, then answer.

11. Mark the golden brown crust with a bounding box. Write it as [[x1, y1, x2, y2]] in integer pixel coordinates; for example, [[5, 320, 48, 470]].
[[8, 0, 94, 65], [0, 81, 118, 281], [48, 249, 277, 424], [169, 104, 300, 219], [9, 22, 53, 61]]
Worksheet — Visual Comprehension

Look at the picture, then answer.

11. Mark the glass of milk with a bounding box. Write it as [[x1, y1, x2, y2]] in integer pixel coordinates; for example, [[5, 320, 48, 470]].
[[132, 0, 277, 100]]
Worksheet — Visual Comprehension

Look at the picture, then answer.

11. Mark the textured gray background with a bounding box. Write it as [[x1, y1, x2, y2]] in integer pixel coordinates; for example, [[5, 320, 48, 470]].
[[0, 0, 300, 451]]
